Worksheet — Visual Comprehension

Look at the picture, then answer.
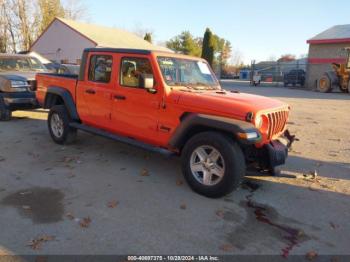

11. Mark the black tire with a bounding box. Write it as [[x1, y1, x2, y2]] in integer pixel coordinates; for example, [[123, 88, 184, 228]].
[[181, 131, 246, 198], [0, 99, 11, 121], [340, 85, 349, 93], [0, 108, 11, 121], [48, 105, 77, 145], [284, 82, 289, 87], [318, 75, 332, 93]]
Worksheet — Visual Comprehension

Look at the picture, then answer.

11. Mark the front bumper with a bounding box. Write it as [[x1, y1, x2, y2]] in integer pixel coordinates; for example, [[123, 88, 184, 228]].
[[244, 136, 290, 170], [0, 92, 38, 110], [265, 140, 288, 168]]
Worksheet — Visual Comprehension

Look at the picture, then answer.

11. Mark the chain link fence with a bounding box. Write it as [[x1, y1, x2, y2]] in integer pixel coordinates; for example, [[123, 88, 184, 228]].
[[250, 60, 308, 86], [234, 60, 309, 87]]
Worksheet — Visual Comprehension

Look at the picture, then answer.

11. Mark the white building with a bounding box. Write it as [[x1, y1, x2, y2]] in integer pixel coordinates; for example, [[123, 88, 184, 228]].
[[30, 17, 170, 64]]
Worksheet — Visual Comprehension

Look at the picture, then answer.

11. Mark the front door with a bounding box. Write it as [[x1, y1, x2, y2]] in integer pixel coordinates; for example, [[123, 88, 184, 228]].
[[77, 53, 114, 129], [111, 55, 161, 145]]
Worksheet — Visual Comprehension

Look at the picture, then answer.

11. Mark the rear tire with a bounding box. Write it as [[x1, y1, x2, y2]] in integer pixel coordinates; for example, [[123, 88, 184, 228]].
[[48, 105, 77, 145], [318, 75, 332, 93], [181, 131, 246, 198]]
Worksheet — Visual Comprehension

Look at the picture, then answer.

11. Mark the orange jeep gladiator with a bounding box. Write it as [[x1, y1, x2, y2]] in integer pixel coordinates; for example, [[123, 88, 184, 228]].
[[36, 48, 291, 198]]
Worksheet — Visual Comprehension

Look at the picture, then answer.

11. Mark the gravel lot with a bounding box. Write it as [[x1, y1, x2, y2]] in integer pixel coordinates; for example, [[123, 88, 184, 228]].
[[0, 81, 349, 259]]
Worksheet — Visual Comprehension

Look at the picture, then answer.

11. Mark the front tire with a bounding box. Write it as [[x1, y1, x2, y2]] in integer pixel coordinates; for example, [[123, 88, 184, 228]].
[[181, 132, 246, 198], [340, 84, 349, 93], [48, 105, 77, 144], [0, 108, 11, 121]]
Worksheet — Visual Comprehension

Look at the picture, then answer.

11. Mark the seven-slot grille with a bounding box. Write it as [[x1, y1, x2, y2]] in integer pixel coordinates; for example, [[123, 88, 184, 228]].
[[265, 110, 289, 139]]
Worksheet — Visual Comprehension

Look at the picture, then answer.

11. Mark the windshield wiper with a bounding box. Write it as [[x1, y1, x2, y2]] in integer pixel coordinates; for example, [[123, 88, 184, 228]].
[[190, 82, 220, 90], [170, 81, 219, 91], [172, 82, 200, 90]]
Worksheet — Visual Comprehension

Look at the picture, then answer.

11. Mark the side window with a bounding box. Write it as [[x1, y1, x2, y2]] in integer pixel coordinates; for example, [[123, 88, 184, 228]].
[[88, 55, 113, 83], [120, 57, 153, 88]]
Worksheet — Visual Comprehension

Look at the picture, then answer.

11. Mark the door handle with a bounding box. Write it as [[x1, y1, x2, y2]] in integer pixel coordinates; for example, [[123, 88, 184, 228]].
[[114, 95, 126, 100], [85, 89, 96, 94]]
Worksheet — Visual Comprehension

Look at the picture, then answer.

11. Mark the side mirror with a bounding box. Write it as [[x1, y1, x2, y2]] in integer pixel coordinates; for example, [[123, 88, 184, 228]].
[[140, 74, 157, 94]]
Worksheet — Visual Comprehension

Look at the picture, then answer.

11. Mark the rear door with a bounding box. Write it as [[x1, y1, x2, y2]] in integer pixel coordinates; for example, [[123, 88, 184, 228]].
[[77, 53, 115, 129], [110, 55, 162, 145]]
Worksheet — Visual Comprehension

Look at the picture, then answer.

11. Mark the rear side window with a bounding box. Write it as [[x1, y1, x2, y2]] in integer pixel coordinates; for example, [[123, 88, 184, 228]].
[[120, 57, 153, 88], [88, 55, 113, 83]]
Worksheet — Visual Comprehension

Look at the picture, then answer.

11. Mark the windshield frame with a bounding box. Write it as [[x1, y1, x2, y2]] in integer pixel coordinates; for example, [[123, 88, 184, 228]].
[[156, 56, 220, 90], [0, 56, 46, 72]]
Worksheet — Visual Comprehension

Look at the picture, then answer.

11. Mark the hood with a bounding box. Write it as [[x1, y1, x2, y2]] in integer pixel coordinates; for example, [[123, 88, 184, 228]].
[[0, 71, 39, 81], [173, 89, 288, 119]]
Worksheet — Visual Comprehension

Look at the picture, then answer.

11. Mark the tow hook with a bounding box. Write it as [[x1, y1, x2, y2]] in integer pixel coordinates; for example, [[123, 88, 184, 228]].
[[282, 129, 298, 150]]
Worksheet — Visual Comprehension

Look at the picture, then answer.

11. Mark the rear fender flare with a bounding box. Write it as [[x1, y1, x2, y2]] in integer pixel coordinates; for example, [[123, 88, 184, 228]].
[[44, 86, 80, 121]]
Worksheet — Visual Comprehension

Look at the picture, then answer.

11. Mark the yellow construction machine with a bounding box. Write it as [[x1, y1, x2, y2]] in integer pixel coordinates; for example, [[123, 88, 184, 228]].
[[318, 47, 350, 93]]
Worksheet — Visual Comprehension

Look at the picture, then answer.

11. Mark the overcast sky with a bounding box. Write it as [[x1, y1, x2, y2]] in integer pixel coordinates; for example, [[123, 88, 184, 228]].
[[83, 0, 350, 64]]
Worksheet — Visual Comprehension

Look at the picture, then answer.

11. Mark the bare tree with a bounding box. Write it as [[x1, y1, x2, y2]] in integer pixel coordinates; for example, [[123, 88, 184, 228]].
[[38, 0, 65, 33], [132, 22, 154, 39], [3, 0, 18, 53], [62, 0, 88, 20], [230, 48, 244, 66], [14, 0, 39, 51], [0, 0, 87, 53], [0, 0, 8, 52]]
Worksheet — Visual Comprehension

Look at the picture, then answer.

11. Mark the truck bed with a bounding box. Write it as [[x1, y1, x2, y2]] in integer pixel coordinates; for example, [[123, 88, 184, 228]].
[[36, 73, 78, 106]]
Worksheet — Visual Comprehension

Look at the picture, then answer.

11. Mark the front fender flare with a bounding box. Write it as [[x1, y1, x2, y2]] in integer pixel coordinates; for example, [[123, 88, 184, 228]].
[[169, 113, 261, 149]]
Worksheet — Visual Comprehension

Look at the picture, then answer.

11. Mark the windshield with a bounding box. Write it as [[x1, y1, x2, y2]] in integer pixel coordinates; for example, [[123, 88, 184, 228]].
[[0, 57, 46, 72], [157, 57, 219, 90]]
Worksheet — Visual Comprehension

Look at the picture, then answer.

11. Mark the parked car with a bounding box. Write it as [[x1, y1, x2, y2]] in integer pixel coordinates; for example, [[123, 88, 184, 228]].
[[0, 53, 47, 120], [18, 51, 60, 73], [36, 48, 291, 198], [19, 52, 80, 75], [284, 69, 305, 87], [57, 64, 80, 75], [252, 74, 261, 86]]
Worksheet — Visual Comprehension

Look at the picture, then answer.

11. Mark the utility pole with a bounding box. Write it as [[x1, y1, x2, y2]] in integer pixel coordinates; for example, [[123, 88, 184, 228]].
[[250, 60, 255, 86]]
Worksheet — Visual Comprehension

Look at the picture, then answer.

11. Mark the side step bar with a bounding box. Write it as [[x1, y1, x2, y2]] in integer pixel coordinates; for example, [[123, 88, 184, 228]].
[[69, 122, 175, 156]]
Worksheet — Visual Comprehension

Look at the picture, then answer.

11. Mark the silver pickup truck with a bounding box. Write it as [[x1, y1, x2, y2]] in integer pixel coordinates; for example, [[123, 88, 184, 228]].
[[0, 53, 47, 120]]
